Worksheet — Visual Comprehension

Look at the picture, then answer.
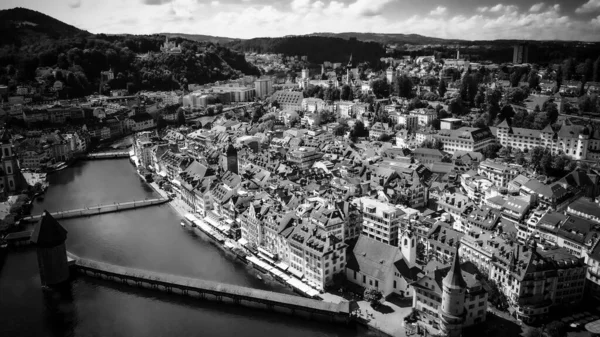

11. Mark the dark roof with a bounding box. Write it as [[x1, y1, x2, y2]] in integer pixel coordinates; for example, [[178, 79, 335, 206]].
[[30, 211, 67, 247], [442, 242, 466, 289]]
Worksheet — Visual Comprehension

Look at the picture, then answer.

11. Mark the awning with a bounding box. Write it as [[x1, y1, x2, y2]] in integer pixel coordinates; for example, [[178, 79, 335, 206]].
[[172, 179, 181, 187], [258, 247, 276, 259], [238, 238, 248, 246], [275, 261, 289, 271], [288, 267, 303, 279]]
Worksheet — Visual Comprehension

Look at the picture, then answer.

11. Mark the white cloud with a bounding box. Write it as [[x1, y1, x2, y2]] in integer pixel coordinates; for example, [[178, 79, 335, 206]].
[[576, 0, 600, 14], [488, 4, 518, 13], [529, 2, 545, 12], [210, 0, 220, 6], [476, 6, 489, 13], [429, 6, 447, 16], [59, 0, 597, 42], [347, 0, 393, 17]]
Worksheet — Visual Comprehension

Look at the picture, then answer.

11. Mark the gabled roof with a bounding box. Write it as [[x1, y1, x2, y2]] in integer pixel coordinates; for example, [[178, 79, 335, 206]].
[[30, 211, 67, 248]]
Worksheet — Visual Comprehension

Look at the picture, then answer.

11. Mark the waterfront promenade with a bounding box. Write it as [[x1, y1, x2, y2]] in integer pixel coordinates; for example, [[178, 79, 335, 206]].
[[21, 198, 169, 222], [69, 254, 351, 323]]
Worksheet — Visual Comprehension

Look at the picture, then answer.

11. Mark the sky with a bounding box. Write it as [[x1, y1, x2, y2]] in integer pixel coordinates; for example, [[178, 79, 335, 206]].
[[2, 0, 600, 41]]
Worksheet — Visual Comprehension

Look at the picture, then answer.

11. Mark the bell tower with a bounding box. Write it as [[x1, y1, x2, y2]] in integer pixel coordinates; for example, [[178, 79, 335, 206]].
[[400, 226, 416, 266]]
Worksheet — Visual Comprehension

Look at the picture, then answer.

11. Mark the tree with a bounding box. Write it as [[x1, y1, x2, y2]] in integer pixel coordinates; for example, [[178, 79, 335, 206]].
[[481, 144, 502, 159], [363, 288, 383, 307], [498, 146, 511, 158], [396, 74, 413, 98], [555, 66, 563, 93], [532, 111, 550, 130], [524, 327, 543, 337], [334, 123, 350, 136], [206, 106, 215, 116], [157, 115, 167, 131], [351, 120, 369, 138], [530, 146, 545, 170], [372, 78, 390, 99], [448, 97, 465, 116], [528, 70, 540, 91], [545, 321, 567, 337], [176, 109, 186, 126], [438, 78, 447, 98], [340, 84, 353, 101], [515, 151, 526, 165], [542, 100, 559, 123], [216, 103, 224, 114], [509, 71, 521, 87]]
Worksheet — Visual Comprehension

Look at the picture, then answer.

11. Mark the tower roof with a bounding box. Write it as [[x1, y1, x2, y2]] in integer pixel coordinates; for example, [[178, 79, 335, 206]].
[[226, 143, 237, 156], [443, 242, 466, 289], [30, 211, 68, 248]]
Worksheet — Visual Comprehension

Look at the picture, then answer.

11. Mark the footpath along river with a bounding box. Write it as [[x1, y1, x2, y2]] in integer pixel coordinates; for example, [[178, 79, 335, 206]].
[[0, 159, 373, 337]]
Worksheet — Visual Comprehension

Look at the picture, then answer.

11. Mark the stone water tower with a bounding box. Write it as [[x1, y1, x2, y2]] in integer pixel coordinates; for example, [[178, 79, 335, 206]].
[[30, 211, 69, 286]]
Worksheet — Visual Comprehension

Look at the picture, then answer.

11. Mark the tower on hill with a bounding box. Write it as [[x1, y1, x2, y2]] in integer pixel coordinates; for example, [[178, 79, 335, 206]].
[[30, 211, 69, 286]]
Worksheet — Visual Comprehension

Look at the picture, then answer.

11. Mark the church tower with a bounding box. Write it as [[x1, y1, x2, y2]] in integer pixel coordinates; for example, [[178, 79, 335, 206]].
[[0, 129, 22, 197], [223, 143, 239, 175], [400, 226, 416, 266], [439, 243, 466, 337], [30, 211, 70, 287]]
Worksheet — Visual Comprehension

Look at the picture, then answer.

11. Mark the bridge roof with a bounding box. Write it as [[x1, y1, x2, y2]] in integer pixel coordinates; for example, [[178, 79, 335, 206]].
[[31, 211, 67, 247], [74, 257, 350, 314]]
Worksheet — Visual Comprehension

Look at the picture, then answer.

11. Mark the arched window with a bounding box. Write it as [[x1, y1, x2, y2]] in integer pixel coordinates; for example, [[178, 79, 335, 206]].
[[404, 238, 408, 246], [412, 238, 415, 247]]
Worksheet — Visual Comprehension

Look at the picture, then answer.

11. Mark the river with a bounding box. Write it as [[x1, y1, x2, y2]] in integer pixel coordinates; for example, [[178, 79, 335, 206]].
[[0, 159, 371, 337]]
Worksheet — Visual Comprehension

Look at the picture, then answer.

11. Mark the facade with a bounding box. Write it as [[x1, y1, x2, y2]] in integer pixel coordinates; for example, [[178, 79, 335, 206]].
[[255, 78, 274, 98], [433, 127, 495, 154], [0, 130, 24, 196], [353, 197, 403, 246], [477, 160, 519, 188], [495, 121, 596, 161], [286, 147, 322, 169]]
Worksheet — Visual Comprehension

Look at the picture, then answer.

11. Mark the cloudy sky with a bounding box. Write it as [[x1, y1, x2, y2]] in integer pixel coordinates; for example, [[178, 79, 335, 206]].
[[2, 0, 600, 41]]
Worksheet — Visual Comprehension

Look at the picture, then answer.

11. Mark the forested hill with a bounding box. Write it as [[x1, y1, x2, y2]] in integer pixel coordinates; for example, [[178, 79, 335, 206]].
[[0, 8, 260, 97], [227, 36, 386, 64]]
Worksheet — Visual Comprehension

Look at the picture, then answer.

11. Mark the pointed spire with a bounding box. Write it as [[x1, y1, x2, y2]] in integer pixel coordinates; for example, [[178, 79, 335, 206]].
[[443, 242, 466, 289], [30, 211, 68, 248]]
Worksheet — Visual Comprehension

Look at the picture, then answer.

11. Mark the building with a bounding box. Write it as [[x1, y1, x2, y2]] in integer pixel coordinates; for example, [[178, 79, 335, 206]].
[[412, 245, 488, 336], [477, 160, 519, 188], [255, 78, 273, 98], [286, 219, 347, 290], [395, 114, 419, 130], [271, 91, 304, 111], [440, 118, 462, 130], [513, 44, 529, 64], [433, 127, 495, 154], [413, 148, 447, 165], [30, 211, 70, 286], [353, 197, 404, 246], [222, 144, 239, 174], [0, 130, 25, 197], [286, 147, 322, 169], [345, 235, 420, 297], [495, 121, 596, 161]]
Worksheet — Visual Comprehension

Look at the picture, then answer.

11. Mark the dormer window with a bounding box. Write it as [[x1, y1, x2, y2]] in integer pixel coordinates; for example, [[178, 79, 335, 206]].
[[366, 206, 376, 213]]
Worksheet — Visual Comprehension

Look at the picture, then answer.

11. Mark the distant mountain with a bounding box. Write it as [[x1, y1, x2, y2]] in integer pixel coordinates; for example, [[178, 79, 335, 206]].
[[227, 36, 386, 64], [161, 33, 239, 45], [308, 32, 465, 45], [0, 7, 259, 98], [0, 7, 90, 45]]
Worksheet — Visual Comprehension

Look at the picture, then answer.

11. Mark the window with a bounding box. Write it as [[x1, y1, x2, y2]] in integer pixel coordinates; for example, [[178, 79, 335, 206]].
[[369, 279, 373, 286], [394, 280, 397, 289], [363, 275, 366, 283]]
